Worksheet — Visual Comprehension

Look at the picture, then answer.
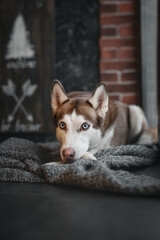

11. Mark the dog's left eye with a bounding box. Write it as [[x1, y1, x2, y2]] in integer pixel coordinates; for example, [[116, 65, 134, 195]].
[[81, 123, 90, 131], [59, 122, 66, 130]]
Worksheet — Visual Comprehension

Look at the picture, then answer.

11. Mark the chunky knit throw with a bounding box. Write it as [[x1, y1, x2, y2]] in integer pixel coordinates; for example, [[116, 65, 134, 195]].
[[0, 137, 160, 196]]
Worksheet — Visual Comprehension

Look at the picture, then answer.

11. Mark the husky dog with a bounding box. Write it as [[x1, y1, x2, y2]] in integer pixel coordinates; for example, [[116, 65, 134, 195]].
[[51, 80, 157, 163]]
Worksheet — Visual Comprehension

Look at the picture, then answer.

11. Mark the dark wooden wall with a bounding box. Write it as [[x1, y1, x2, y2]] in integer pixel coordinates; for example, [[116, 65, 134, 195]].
[[0, 0, 55, 138], [158, 0, 160, 145], [0, 0, 100, 142]]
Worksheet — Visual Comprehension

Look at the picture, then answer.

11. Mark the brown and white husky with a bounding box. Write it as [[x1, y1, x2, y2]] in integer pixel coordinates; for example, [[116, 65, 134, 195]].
[[51, 80, 157, 163]]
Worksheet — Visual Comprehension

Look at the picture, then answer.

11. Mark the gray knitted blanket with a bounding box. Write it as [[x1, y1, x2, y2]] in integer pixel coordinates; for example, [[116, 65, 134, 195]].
[[0, 137, 160, 196]]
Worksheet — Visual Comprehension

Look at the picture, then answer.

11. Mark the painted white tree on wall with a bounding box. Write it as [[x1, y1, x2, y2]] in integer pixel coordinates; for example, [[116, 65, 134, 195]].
[[5, 14, 35, 60]]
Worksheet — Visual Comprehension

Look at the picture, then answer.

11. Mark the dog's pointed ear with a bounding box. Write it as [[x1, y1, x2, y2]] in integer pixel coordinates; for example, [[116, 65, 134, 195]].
[[88, 83, 108, 118], [51, 80, 68, 115]]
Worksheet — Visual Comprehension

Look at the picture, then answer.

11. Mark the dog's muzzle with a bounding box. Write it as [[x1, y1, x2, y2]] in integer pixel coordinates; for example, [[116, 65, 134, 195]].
[[62, 148, 75, 162]]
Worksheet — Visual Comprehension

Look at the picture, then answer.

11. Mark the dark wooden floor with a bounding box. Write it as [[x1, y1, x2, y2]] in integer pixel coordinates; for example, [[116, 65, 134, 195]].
[[0, 175, 160, 240]]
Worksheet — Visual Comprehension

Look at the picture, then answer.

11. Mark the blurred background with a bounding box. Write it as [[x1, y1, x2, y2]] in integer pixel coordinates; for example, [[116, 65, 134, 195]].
[[0, 0, 159, 142]]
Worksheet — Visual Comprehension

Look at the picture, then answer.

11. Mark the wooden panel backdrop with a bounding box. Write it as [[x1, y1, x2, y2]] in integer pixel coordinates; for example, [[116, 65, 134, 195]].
[[0, 0, 55, 141], [158, 0, 160, 145]]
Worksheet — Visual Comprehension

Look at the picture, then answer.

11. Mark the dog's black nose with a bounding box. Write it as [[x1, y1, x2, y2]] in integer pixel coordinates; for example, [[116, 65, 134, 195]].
[[62, 148, 75, 162]]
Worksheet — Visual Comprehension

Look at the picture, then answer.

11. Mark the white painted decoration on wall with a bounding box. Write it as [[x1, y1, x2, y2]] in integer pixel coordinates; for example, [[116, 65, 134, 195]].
[[1, 79, 38, 123], [5, 14, 35, 60]]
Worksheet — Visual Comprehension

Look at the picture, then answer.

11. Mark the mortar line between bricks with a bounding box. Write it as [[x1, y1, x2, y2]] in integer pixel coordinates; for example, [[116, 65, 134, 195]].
[[109, 92, 137, 96], [100, 13, 135, 17], [118, 72, 121, 83], [101, 81, 137, 85], [101, 23, 134, 28], [101, 25, 120, 29], [100, 69, 137, 74], [100, 47, 136, 51], [100, 59, 137, 62], [100, 36, 135, 39], [122, 69, 137, 73], [101, 47, 119, 50], [100, 1, 135, 5], [100, 59, 136, 62], [101, 36, 136, 39]]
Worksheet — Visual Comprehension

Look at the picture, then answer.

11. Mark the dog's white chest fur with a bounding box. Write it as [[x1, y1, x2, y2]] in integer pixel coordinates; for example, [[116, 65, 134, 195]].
[[89, 126, 114, 155]]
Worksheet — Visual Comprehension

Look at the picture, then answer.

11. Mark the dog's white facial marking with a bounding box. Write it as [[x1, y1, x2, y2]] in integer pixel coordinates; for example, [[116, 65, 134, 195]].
[[56, 110, 102, 161]]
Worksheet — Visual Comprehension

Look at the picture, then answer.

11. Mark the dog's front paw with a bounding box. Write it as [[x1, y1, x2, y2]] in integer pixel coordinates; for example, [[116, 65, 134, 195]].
[[81, 152, 97, 160]]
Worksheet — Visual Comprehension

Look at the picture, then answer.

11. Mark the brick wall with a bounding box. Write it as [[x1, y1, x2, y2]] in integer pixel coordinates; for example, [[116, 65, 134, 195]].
[[99, 0, 139, 105]]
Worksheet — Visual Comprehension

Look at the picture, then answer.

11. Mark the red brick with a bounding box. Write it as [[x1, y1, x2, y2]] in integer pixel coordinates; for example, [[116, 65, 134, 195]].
[[100, 38, 135, 48], [122, 94, 138, 104], [107, 83, 138, 93], [108, 95, 120, 101], [119, 2, 135, 13], [100, 61, 136, 71], [101, 27, 117, 36], [99, 0, 138, 101], [101, 73, 118, 82], [119, 48, 136, 59], [121, 72, 137, 81], [101, 49, 117, 59], [100, 4, 118, 14], [100, 15, 134, 25], [119, 25, 135, 36]]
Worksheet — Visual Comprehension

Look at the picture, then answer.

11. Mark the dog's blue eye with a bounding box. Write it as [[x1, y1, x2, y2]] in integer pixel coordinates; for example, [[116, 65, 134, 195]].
[[81, 123, 90, 131], [59, 122, 66, 130]]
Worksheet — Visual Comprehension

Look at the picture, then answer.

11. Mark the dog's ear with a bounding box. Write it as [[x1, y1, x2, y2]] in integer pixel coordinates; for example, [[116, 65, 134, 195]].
[[88, 83, 108, 118], [51, 80, 68, 115]]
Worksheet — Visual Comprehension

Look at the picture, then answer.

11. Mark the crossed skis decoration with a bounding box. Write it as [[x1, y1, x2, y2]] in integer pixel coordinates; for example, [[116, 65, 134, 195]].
[[1, 79, 37, 122]]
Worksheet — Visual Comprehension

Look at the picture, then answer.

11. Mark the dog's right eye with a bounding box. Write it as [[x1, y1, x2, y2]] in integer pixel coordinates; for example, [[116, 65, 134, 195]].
[[59, 122, 66, 130]]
